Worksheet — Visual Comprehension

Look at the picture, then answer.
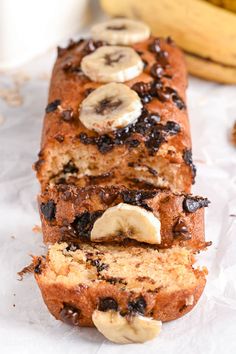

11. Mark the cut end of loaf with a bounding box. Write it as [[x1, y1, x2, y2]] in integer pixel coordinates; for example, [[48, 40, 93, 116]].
[[35, 242, 207, 326]]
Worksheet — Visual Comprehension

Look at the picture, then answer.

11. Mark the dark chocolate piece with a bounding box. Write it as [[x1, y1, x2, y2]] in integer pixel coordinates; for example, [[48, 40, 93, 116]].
[[128, 297, 146, 315], [45, 99, 61, 113], [183, 197, 210, 213], [98, 297, 118, 312], [60, 304, 81, 326], [40, 200, 56, 221]]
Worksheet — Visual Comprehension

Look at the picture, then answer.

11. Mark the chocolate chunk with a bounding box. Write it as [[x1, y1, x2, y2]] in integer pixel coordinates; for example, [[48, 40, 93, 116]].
[[98, 297, 118, 311], [54, 134, 64, 143], [40, 200, 56, 221], [61, 109, 73, 121], [150, 63, 164, 79], [183, 149, 196, 182], [131, 81, 153, 104], [99, 190, 118, 205], [63, 161, 78, 174], [34, 259, 42, 274], [128, 297, 146, 314], [121, 190, 156, 211], [148, 38, 161, 53], [79, 132, 94, 145], [72, 211, 103, 239], [183, 197, 210, 213], [65, 243, 78, 252], [90, 259, 108, 272], [96, 135, 114, 154], [45, 99, 61, 113], [173, 219, 191, 240], [163, 121, 181, 135], [127, 139, 140, 148], [60, 304, 80, 326], [156, 50, 169, 67], [172, 93, 186, 110], [82, 39, 105, 55]]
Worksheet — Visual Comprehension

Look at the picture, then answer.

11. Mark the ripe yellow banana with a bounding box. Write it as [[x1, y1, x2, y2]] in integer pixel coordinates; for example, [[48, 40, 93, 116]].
[[206, 0, 236, 13], [100, 0, 236, 83]]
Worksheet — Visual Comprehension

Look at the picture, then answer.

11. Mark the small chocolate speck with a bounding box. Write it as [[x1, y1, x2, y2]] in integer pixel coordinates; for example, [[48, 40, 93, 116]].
[[61, 109, 73, 121]]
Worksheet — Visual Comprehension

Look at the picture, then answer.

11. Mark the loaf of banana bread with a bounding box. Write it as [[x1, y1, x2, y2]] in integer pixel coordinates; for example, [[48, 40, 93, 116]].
[[39, 184, 209, 249], [34, 29, 195, 192]]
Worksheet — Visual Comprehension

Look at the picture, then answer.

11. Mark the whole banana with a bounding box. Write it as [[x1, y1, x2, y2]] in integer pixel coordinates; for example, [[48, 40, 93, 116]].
[[100, 0, 236, 84]]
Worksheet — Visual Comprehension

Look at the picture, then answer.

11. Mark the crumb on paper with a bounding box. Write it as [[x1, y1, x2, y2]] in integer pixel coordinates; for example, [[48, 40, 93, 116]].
[[0, 87, 23, 107], [0, 71, 30, 107], [231, 121, 236, 147], [11, 235, 16, 239], [17, 262, 35, 281], [32, 225, 42, 233]]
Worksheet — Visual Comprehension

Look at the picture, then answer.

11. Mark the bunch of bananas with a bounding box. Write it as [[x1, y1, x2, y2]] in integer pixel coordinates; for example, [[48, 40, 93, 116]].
[[100, 0, 236, 84]]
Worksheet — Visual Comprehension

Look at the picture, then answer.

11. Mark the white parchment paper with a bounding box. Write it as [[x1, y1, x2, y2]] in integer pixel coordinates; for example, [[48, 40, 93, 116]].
[[0, 20, 236, 354]]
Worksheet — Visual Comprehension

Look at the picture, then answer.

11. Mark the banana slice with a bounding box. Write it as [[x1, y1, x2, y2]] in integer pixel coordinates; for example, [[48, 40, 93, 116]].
[[79, 83, 142, 133], [91, 203, 161, 244], [92, 310, 162, 344], [91, 18, 150, 45], [81, 46, 144, 83]]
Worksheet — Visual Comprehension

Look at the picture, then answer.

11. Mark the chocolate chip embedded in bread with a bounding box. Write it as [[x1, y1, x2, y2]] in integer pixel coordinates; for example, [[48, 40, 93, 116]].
[[45, 99, 61, 113], [99, 190, 118, 205], [98, 297, 118, 312], [60, 304, 81, 326], [61, 109, 73, 121], [40, 200, 56, 221], [183, 197, 210, 213], [128, 297, 147, 315], [173, 219, 191, 240], [148, 38, 161, 53]]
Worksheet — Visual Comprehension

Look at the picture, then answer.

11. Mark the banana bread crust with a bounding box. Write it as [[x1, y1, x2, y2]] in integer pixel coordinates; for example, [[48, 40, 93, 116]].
[[38, 185, 209, 249], [35, 36, 195, 192]]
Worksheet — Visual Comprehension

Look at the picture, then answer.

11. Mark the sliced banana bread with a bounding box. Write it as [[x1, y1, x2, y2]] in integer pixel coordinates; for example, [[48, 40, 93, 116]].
[[38, 184, 209, 249], [34, 242, 207, 328]]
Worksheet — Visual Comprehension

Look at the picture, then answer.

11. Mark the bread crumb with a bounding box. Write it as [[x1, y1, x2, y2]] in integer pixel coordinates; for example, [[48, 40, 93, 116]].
[[32, 225, 42, 233]]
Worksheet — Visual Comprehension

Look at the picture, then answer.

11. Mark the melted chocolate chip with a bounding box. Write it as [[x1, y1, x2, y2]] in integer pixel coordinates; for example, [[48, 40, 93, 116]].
[[95, 97, 122, 115], [156, 50, 169, 67], [82, 39, 105, 55], [45, 99, 61, 113], [150, 63, 164, 79], [183, 149, 196, 182], [34, 259, 42, 274], [60, 304, 81, 326], [71, 211, 103, 239], [121, 190, 157, 211], [128, 297, 146, 314], [65, 243, 78, 252], [96, 135, 114, 153], [100, 276, 127, 285], [98, 297, 118, 311], [40, 200, 56, 221], [173, 219, 191, 240], [54, 134, 64, 143], [99, 190, 118, 205], [148, 38, 161, 53], [183, 197, 210, 213], [172, 93, 186, 110], [61, 109, 73, 121], [63, 161, 78, 174]]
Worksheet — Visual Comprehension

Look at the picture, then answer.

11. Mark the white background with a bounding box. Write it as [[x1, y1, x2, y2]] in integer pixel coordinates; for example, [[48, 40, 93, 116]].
[[0, 6, 236, 354]]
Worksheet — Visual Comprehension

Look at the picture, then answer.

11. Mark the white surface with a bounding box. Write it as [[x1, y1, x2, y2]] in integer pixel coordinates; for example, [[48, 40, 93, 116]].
[[0, 22, 236, 354], [0, 0, 90, 70]]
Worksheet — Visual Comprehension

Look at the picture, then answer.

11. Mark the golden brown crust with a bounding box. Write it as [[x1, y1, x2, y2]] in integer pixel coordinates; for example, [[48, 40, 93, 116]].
[[35, 37, 195, 193], [34, 255, 206, 325], [38, 185, 209, 249]]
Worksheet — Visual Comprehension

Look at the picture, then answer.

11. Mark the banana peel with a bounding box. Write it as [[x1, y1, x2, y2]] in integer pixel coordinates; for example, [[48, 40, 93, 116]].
[[100, 0, 236, 83]]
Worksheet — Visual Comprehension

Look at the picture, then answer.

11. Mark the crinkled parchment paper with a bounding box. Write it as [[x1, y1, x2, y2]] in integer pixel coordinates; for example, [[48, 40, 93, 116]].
[[0, 21, 236, 354]]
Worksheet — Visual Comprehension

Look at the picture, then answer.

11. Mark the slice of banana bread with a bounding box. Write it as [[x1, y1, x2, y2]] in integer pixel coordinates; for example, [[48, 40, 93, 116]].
[[34, 35, 195, 193], [38, 184, 210, 249], [34, 242, 207, 327]]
